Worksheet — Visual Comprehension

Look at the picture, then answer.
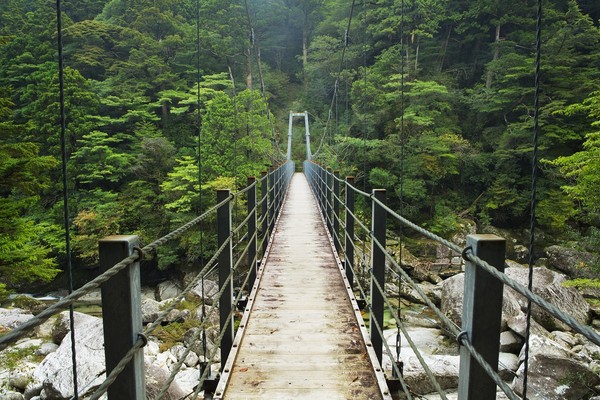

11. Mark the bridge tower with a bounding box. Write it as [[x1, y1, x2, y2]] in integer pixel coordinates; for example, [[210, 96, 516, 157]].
[[287, 111, 311, 161]]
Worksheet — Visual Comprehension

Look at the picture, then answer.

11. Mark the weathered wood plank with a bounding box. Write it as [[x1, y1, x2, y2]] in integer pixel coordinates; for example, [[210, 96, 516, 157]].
[[215, 173, 390, 400]]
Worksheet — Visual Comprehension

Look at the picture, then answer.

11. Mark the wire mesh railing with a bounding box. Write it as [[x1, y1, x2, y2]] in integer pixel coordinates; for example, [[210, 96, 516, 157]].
[[0, 161, 294, 400], [303, 160, 600, 400]]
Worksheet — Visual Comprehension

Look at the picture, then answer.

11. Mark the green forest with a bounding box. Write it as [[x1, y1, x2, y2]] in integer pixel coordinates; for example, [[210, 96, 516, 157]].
[[1, 0, 599, 299]]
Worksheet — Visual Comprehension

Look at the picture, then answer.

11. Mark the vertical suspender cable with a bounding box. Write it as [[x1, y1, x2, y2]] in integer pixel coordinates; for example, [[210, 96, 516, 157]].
[[361, 0, 367, 193], [56, 0, 79, 397], [523, 0, 542, 398], [195, 0, 208, 366], [395, 0, 406, 378]]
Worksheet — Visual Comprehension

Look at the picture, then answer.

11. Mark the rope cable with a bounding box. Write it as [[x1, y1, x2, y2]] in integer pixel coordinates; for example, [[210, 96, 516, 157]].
[[523, 0, 543, 397], [56, 0, 78, 397]]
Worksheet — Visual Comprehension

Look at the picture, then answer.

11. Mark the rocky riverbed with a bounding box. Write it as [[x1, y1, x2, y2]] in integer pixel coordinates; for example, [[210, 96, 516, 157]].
[[1, 242, 600, 399]]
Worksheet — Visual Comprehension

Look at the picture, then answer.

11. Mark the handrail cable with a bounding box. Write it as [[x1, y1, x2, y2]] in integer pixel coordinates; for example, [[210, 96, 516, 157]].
[[369, 270, 448, 400], [91, 229, 233, 400], [189, 167, 295, 399], [369, 235, 521, 399], [155, 234, 255, 400], [341, 250, 412, 398], [0, 193, 233, 348], [307, 163, 600, 399], [56, 0, 79, 396], [523, 0, 543, 396], [367, 187, 600, 345], [90, 163, 295, 398]]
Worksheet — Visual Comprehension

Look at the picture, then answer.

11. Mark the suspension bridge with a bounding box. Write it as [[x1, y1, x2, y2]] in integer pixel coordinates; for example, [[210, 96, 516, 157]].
[[2, 154, 600, 400], [2, 0, 600, 398]]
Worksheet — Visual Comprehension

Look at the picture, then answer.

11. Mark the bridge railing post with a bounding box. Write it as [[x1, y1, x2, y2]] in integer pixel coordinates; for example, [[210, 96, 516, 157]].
[[333, 171, 340, 254], [99, 235, 145, 400], [217, 189, 234, 369], [247, 177, 257, 294], [345, 177, 355, 288], [458, 234, 506, 400], [260, 171, 268, 259], [268, 166, 275, 235], [326, 167, 333, 235], [370, 189, 386, 365]]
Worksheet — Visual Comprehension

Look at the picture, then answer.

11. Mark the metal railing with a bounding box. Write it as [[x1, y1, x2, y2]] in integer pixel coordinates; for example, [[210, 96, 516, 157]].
[[0, 161, 295, 400], [304, 160, 600, 400]]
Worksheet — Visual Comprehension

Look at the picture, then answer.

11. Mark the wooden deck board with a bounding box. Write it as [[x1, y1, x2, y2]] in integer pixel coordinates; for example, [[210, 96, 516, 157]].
[[216, 173, 388, 399]]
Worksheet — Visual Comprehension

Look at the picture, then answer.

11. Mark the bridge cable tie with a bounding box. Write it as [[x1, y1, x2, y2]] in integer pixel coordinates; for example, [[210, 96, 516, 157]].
[[461, 246, 473, 262], [456, 330, 469, 346], [137, 333, 148, 347]]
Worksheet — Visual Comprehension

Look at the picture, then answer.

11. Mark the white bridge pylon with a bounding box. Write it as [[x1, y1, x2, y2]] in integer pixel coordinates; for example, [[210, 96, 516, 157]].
[[287, 111, 311, 161]]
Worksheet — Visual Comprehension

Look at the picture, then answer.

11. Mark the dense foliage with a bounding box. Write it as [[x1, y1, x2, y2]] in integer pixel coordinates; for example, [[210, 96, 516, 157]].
[[0, 0, 599, 296]]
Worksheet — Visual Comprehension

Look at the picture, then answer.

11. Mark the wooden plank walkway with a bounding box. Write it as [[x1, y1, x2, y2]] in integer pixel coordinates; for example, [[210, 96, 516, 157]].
[[214, 173, 391, 400]]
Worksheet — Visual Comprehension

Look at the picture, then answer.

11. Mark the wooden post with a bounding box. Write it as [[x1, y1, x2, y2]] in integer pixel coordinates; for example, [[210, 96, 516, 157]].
[[370, 189, 386, 364], [333, 171, 340, 253], [217, 190, 234, 369], [345, 177, 355, 288], [458, 234, 506, 400], [247, 177, 257, 294], [99, 235, 145, 400]]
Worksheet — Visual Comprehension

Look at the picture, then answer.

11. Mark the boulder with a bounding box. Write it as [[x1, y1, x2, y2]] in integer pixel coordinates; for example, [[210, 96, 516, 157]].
[[0, 390, 24, 400], [506, 314, 548, 338], [402, 282, 441, 307], [505, 266, 591, 332], [34, 314, 105, 398], [545, 245, 599, 279], [0, 308, 34, 330], [51, 311, 96, 344], [8, 362, 37, 391], [498, 352, 519, 380], [156, 281, 182, 302], [500, 330, 522, 353], [512, 354, 600, 400], [403, 354, 460, 395], [441, 273, 524, 330], [35, 342, 59, 357], [141, 298, 161, 324], [145, 360, 187, 399], [189, 279, 219, 305], [551, 331, 578, 348], [175, 367, 200, 394]]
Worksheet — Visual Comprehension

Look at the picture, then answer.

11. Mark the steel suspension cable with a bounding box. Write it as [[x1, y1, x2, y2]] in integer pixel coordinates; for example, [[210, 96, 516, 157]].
[[523, 0, 543, 397], [195, 0, 209, 365], [56, 0, 78, 397], [395, 0, 406, 379], [361, 0, 368, 192]]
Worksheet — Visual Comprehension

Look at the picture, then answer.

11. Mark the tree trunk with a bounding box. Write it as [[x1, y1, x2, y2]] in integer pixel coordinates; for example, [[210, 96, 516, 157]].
[[246, 47, 253, 90], [486, 24, 501, 89], [302, 28, 308, 87], [414, 36, 420, 77], [438, 24, 452, 73]]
